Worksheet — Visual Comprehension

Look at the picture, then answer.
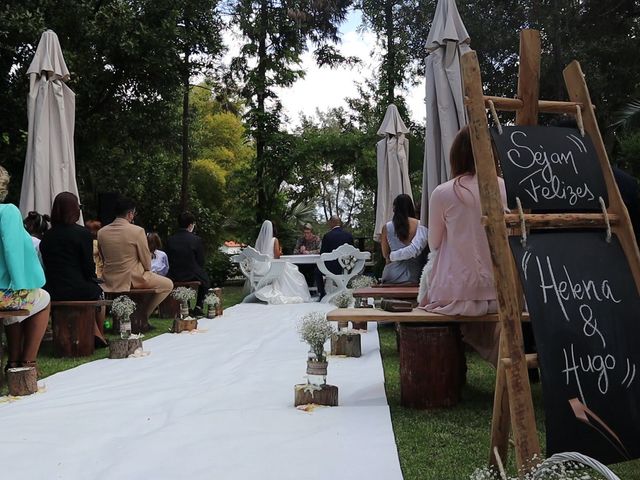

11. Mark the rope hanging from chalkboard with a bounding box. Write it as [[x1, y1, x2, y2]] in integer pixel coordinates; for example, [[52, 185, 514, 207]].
[[575, 105, 585, 137], [516, 196, 527, 247], [599, 196, 612, 243], [487, 99, 503, 134]]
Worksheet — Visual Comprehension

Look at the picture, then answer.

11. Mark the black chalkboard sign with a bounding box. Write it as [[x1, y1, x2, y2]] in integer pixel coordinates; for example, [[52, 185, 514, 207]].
[[510, 232, 640, 464], [492, 126, 607, 211]]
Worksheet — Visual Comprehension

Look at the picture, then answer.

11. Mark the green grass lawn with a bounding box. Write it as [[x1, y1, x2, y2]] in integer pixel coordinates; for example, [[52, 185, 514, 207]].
[[377, 323, 640, 479], [3, 288, 638, 478], [1, 286, 246, 394]]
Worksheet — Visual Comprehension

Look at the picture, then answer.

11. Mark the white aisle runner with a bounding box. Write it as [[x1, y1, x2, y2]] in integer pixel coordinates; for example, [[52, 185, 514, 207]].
[[0, 303, 403, 480]]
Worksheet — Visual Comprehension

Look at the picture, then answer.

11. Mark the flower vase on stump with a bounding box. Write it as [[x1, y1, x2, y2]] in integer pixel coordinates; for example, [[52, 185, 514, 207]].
[[294, 312, 338, 407], [171, 287, 198, 333]]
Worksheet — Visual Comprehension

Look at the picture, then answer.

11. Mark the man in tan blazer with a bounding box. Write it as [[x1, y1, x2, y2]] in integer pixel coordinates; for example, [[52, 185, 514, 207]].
[[98, 197, 173, 324]]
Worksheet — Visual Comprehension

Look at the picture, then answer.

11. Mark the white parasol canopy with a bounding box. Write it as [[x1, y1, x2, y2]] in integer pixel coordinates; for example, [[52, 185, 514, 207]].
[[420, 0, 470, 223], [19, 30, 82, 221], [374, 104, 413, 241]]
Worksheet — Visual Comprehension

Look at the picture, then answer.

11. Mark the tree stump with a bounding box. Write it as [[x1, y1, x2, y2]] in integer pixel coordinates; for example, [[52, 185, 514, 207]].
[[398, 323, 464, 409], [7, 367, 38, 396], [109, 338, 144, 359], [213, 287, 223, 316], [352, 321, 368, 330], [172, 318, 198, 333], [51, 304, 96, 357], [294, 384, 338, 406], [330, 332, 362, 357]]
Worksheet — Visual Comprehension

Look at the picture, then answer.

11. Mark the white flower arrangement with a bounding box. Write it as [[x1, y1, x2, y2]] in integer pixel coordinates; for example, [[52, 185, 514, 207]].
[[331, 291, 353, 308], [204, 292, 220, 307], [297, 311, 335, 362], [171, 286, 197, 304], [340, 254, 357, 273], [348, 274, 377, 289], [470, 452, 618, 480], [111, 295, 136, 319]]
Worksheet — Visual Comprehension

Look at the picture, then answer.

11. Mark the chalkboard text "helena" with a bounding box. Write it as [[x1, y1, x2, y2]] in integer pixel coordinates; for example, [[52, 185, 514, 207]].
[[534, 255, 621, 322]]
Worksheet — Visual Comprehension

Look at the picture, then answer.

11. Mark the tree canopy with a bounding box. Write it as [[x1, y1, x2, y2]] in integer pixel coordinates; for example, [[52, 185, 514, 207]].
[[1, 0, 639, 253]]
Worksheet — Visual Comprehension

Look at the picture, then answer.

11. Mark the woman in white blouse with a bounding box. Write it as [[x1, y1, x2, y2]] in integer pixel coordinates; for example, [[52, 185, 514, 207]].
[[147, 232, 169, 276]]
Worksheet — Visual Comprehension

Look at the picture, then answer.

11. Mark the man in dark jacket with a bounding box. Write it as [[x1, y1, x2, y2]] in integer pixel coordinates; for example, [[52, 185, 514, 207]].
[[166, 212, 210, 307], [314, 215, 354, 299]]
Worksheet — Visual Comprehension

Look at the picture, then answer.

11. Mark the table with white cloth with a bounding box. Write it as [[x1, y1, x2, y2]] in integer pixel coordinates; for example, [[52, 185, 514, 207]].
[[277, 254, 321, 265]]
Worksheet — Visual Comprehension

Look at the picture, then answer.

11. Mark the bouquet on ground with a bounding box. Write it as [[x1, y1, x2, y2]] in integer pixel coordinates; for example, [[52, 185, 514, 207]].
[[331, 291, 354, 309], [348, 274, 378, 289]]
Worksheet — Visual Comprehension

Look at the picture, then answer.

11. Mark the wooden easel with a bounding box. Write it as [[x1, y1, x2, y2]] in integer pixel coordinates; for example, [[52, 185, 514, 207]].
[[460, 29, 640, 473]]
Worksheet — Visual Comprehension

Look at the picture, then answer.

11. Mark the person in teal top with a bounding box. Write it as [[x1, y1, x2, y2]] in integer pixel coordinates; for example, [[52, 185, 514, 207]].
[[0, 166, 50, 373]]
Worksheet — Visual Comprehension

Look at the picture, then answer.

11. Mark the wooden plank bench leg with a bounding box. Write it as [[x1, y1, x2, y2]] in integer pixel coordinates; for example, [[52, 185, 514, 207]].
[[129, 294, 154, 333], [398, 323, 464, 409], [52, 305, 96, 358]]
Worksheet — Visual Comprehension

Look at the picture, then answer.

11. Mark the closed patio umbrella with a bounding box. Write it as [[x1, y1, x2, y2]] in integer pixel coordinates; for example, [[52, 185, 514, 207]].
[[374, 104, 413, 241], [420, 0, 470, 223], [20, 30, 82, 222]]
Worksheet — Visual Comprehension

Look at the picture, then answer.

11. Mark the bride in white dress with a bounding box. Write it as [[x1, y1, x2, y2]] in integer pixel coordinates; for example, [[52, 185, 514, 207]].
[[253, 220, 311, 304]]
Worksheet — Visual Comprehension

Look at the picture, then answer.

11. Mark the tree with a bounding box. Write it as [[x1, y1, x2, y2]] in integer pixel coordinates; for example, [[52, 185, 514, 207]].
[[230, 0, 351, 223], [176, 0, 225, 212]]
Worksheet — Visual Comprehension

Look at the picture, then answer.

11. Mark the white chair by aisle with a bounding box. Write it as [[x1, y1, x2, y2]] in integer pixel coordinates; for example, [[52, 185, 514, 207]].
[[232, 246, 286, 302], [318, 244, 371, 304]]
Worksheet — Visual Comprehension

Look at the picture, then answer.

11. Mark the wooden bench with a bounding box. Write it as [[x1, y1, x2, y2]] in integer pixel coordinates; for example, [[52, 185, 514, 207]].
[[352, 286, 419, 299], [0, 309, 30, 318], [327, 308, 530, 323], [328, 308, 532, 409], [50, 300, 112, 358], [158, 281, 200, 319], [105, 289, 158, 333]]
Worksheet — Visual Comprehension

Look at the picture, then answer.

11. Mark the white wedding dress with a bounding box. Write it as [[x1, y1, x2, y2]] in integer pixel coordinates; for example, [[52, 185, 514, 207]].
[[253, 222, 311, 305]]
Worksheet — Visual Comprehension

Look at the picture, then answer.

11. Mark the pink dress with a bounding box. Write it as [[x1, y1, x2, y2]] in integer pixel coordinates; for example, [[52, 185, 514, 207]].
[[423, 174, 507, 365]]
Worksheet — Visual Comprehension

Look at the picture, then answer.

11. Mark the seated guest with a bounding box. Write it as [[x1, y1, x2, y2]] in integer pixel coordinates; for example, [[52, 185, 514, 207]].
[[23, 210, 50, 262], [0, 166, 50, 371], [293, 223, 320, 285], [148, 232, 169, 276], [314, 215, 354, 299], [380, 194, 424, 284], [98, 197, 173, 326], [419, 126, 507, 366], [252, 220, 311, 304], [85, 219, 103, 279], [166, 212, 209, 307], [40, 192, 107, 346]]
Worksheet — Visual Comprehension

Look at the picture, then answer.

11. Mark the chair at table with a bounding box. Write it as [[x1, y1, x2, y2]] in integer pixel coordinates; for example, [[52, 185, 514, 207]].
[[318, 244, 371, 304], [232, 246, 286, 302]]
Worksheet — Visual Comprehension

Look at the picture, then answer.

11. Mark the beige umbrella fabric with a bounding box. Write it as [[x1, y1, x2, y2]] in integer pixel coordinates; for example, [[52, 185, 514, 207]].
[[419, 0, 470, 223], [19, 30, 82, 222], [374, 104, 413, 241]]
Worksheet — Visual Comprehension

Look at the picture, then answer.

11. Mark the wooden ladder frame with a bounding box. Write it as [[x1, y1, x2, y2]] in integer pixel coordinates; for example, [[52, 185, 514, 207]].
[[460, 29, 640, 473]]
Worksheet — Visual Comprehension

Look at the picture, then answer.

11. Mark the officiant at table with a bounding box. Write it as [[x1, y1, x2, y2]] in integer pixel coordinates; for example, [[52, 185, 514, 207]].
[[293, 223, 320, 285]]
